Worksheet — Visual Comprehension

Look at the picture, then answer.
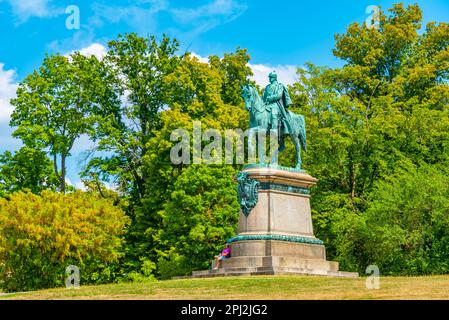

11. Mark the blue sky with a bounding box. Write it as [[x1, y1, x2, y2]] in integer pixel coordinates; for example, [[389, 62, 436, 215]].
[[1, 0, 449, 188]]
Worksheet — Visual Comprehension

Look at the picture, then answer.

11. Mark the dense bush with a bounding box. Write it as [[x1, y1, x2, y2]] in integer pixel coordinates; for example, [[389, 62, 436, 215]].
[[0, 190, 129, 292], [331, 163, 449, 275]]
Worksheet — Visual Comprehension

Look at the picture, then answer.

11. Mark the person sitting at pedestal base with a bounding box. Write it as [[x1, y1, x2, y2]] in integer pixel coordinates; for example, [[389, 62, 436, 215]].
[[213, 243, 231, 269]]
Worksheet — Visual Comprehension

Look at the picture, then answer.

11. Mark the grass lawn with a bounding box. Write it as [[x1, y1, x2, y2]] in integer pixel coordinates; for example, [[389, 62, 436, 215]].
[[1, 275, 449, 300]]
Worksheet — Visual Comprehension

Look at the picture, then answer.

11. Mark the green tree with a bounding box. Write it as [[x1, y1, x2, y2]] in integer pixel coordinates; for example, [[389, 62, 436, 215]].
[[81, 33, 252, 275], [209, 48, 254, 105], [288, 3, 449, 272], [137, 51, 251, 275], [0, 147, 58, 196], [155, 165, 239, 278], [84, 33, 181, 203], [10, 53, 118, 193]]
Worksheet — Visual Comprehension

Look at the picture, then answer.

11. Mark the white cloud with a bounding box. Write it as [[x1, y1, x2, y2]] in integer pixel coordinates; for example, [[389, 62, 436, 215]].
[[88, 0, 246, 39], [190, 52, 299, 88], [170, 0, 247, 36], [0, 63, 24, 153], [171, 0, 247, 24], [249, 63, 299, 88], [65, 177, 73, 186], [91, 0, 168, 33], [2, 0, 61, 24], [75, 180, 87, 191], [191, 52, 209, 64], [0, 63, 18, 124], [46, 1, 247, 57], [71, 43, 107, 60], [72, 178, 117, 192], [48, 24, 97, 55]]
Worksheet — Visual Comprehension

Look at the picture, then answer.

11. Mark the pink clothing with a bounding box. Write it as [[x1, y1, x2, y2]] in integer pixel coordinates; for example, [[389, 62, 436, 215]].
[[221, 247, 231, 257]]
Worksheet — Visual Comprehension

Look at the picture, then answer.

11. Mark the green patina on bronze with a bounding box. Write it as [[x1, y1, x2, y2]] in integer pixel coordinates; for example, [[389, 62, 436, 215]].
[[227, 234, 324, 245], [236, 177, 309, 215], [236, 172, 259, 216], [241, 71, 307, 170], [237, 72, 311, 216], [243, 163, 305, 173], [259, 182, 310, 195]]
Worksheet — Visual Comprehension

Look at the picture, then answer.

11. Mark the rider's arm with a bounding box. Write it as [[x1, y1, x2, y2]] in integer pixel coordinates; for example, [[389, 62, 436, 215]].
[[266, 86, 283, 103]]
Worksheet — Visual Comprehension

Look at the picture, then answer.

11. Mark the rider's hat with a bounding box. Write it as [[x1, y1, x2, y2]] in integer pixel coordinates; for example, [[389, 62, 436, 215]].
[[268, 71, 278, 79]]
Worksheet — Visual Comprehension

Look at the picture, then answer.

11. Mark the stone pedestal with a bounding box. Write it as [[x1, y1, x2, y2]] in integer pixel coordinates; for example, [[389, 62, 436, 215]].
[[237, 166, 318, 238], [189, 166, 358, 278]]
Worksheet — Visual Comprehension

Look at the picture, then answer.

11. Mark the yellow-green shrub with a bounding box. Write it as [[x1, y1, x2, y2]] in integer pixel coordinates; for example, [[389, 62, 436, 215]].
[[0, 190, 130, 292]]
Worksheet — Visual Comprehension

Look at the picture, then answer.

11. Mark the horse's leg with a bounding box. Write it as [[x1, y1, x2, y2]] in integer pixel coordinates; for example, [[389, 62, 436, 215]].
[[278, 119, 285, 153], [257, 129, 267, 164], [252, 112, 264, 164], [278, 131, 285, 152], [269, 129, 279, 165], [248, 128, 257, 164], [292, 133, 302, 170], [255, 110, 269, 165]]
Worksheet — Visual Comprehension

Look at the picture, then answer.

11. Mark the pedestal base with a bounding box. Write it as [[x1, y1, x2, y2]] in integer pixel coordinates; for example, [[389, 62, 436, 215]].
[[187, 240, 358, 279], [230, 239, 326, 259], [184, 167, 358, 279], [190, 265, 357, 278]]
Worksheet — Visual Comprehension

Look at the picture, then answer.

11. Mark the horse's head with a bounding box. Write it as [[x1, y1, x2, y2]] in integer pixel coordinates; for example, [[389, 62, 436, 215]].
[[241, 84, 256, 111], [241, 84, 250, 100]]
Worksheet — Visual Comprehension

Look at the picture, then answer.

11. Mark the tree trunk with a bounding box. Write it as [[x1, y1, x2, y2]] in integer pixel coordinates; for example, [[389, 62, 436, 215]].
[[350, 163, 357, 199], [61, 155, 66, 194]]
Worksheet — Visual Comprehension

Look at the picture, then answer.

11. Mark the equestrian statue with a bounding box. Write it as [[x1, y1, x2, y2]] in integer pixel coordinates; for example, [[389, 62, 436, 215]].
[[241, 71, 307, 170]]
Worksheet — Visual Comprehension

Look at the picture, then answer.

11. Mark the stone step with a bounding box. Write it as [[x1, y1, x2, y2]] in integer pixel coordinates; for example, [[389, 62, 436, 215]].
[[192, 267, 258, 277], [188, 267, 358, 279], [222, 256, 339, 272]]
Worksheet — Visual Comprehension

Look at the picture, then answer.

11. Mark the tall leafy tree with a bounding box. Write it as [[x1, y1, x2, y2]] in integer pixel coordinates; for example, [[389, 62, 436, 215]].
[[77, 34, 183, 271], [209, 48, 254, 105], [10, 53, 117, 193], [142, 51, 251, 276], [84, 33, 182, 203], [82, 33, 253, 274], [155, 165, 239, 279], [288, 3, 449, 271]]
